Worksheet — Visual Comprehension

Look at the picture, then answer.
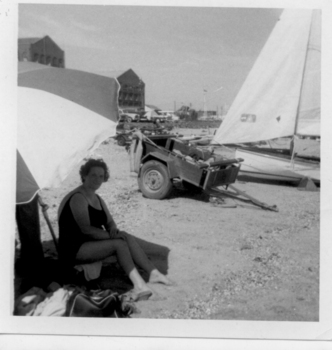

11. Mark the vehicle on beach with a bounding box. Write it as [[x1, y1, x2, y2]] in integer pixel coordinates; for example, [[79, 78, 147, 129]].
[[119, 109, 170, 123], [118, 114, 132, 123], [129, 133, 278, 211], [120, 113, 139, 122], [158, 111, 177, 121], [115, 119, 175, 148], [131, 134, 241, 199], [117, 107, 148, 122]]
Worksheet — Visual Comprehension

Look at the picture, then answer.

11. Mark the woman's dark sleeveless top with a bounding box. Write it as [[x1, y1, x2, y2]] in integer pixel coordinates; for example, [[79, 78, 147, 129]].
[[58, 193, 108, 266]]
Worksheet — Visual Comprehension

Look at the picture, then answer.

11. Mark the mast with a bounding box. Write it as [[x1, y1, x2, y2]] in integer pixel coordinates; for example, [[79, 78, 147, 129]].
[[203, 88, 207, 117], [290, 11, 313, 162], [293, 10, 314, 138], [291, 10, 321, 162]]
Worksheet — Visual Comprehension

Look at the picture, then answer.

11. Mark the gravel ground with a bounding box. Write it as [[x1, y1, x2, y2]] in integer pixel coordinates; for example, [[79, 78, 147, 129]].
[[15, 129, 320, 321]]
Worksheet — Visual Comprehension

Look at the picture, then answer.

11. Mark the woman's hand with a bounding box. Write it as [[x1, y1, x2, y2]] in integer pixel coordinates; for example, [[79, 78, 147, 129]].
[[106, 221, 119, 239], [114, 230, 128, 241], [107, 227, 127, 241]]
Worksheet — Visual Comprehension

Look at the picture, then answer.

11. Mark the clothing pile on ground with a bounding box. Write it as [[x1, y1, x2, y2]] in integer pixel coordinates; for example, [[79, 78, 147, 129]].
[[14, 282, 138, 317]]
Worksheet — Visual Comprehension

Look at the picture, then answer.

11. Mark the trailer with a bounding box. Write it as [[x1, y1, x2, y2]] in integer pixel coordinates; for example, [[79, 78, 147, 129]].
[[130, 133, 278, 211]]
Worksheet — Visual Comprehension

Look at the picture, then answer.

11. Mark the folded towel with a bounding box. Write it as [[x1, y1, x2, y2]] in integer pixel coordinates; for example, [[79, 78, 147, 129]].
[[74, 261, 102, 281], [14, 286, 74, 316]]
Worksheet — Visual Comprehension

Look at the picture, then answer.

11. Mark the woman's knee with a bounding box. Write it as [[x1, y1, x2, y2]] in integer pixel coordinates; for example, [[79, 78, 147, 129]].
[[118, 230, 130, 240], [122, 232, 136, 242], [111, 238, 129, 250]]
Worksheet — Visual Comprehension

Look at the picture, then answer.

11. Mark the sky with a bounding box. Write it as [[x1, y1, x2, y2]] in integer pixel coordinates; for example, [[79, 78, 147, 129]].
[[18, 4, 284, 111]]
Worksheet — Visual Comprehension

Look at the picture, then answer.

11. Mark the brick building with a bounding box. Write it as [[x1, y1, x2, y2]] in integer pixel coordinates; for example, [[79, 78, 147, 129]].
[[18, 36, 145, 109], [95, 69, 145, 110], [18, 36, 65, 68]]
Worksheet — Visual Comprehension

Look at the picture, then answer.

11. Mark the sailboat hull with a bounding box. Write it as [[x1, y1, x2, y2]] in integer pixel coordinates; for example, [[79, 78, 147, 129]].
[[235, 148, 320, 184]]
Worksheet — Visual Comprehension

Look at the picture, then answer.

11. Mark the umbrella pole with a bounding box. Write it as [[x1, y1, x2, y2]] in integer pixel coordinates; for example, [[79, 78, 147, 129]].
[[38, 196, 59, 254]]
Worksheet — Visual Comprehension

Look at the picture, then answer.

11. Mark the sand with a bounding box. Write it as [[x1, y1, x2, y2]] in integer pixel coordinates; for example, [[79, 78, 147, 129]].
[[32, 131, 320, 321]]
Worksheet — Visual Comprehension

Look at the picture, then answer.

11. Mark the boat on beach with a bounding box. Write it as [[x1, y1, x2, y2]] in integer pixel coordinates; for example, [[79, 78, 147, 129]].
[[235, 146, 320, 184], [212, 9, 321, 186]]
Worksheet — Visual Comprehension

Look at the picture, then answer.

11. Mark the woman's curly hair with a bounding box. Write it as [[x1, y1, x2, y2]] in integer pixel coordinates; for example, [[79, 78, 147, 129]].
[[79, 158, 110, 183]]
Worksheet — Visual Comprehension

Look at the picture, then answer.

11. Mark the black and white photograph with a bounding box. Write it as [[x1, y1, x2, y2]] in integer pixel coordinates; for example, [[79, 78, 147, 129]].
[[1, 0, 332, 348]]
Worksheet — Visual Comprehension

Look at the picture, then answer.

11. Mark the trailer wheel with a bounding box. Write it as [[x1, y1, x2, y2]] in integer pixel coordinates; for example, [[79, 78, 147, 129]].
[[139, 160, 172, 199], [117, 135, 127, 146]]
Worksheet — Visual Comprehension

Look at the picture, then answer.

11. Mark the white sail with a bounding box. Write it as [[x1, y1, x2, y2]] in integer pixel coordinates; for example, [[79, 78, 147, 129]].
[[296, 10, 321, 137], [213, 9, 319, 145]]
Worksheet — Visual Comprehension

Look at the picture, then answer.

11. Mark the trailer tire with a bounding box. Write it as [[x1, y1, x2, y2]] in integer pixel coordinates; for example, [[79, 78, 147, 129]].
[[138, 160, 172, 199]]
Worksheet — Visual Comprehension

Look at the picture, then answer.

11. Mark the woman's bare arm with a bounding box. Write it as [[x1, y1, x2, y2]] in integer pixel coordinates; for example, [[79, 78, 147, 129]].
[[69, 193, 110, 240], [99, 197, 119, 238]]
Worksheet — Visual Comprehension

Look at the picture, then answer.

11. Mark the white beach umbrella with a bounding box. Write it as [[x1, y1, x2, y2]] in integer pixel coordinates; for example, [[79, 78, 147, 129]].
[[17, 62, 120, 204]]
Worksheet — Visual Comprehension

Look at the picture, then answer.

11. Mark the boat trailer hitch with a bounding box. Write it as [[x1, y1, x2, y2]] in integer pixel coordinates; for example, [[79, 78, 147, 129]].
[[206, 184, 279, 212]]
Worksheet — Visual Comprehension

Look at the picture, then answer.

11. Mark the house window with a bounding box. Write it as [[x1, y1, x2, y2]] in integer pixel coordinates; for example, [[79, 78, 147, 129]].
[[39, 55, 45, 64], [46, 56, 52, 65], [20, 51, 28, 61]]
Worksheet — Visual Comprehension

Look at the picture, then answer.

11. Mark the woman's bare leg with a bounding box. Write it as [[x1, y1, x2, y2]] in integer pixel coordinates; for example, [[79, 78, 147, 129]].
[[121, 232, 172, 285], [76, 239, 151, 293]]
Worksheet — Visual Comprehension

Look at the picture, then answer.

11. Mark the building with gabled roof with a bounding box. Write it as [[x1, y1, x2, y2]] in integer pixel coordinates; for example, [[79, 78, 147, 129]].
[[92, 69, 145, 110], [18, 36, 145, 109], [18, 36, 65, 68]]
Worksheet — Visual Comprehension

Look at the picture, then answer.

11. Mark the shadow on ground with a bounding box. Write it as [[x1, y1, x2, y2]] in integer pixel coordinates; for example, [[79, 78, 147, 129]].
[[14, 237, 171, 298], [168, 182, 210, 202], [100, 237, 170, 294]]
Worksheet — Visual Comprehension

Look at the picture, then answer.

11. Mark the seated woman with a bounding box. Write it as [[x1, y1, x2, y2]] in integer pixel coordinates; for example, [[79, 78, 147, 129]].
[[58, 158, 171, 301]]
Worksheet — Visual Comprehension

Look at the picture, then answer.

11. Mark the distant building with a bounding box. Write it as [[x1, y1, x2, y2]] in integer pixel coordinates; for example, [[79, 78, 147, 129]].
[[198, 110, 217, 118], [92, 69, 145, 110], [118, 69, 145, 110], [18, 37, 145, 109], [18, 36, 65, 68]]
